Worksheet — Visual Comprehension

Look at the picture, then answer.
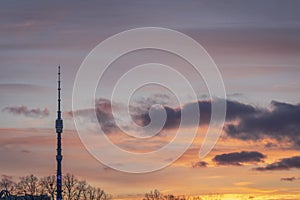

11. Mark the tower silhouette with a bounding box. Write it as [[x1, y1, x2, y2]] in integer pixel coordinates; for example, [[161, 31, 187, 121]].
[[55, 66, 63, 200]]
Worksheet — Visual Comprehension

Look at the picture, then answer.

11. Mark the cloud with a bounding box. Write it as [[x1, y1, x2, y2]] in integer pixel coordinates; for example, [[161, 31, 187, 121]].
[[2, 105, 49, 118], [95, 99, 121, 133], [225, 101, 300, 147], [280, 177, 300, 182], [213, 151, 266, 166], [64, 98, 118, 133], [264, 142, 278, 149], [254, 156, 300, 171], [191, 161, 208, 168], [67, 96, 300, 149], [68, 97, 259, 133], [132, 98, 260, 129], [66, 96, 179, 133]]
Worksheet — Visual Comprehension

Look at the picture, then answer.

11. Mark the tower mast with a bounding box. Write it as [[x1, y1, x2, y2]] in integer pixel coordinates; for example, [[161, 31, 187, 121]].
[[55, 66, 63, 200]]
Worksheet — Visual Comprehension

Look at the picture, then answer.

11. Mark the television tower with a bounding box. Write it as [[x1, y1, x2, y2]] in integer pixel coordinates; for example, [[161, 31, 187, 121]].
[[55, 66, 63, 200]]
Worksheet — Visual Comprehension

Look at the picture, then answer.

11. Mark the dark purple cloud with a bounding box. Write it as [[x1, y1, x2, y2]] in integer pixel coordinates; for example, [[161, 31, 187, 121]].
[[192, 161, 208, 168], [225, 101, 300, 147], [254, 156, 300, 171], [132, 98, 261, 130], [67, 97, 300, 149], [213, 151, 266, 166], [280, 177, 300, 182], [2, 105, 49, 118]]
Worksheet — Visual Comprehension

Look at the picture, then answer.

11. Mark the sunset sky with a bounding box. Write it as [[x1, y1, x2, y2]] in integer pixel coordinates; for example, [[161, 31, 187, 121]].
[[1, 1, 300, 199]]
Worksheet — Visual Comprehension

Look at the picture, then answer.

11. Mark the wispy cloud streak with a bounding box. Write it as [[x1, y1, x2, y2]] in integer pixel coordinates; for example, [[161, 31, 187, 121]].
[[2, 105, 49, 118]]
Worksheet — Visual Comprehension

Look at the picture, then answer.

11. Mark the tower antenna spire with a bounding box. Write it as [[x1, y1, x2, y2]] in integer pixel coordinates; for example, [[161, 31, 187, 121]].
[[55, 65, 63, 200]]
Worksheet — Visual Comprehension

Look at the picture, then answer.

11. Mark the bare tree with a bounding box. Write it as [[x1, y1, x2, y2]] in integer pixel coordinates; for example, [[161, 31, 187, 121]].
[[74, 180, 87, 200], [17, 174, 39, 195], [144, 189, 163, 200], [0, 175, 15, 194], [0, 173, 111, 200], [39, 175, 56, 200], [83, 185, 111, 200], [143, 190, 190, 200], [101, 192, 112, 200], [163, 194, 176, 200], [95, 187, 105, 200], [85, 185, 96, 200], [63, 173, 78, 200]]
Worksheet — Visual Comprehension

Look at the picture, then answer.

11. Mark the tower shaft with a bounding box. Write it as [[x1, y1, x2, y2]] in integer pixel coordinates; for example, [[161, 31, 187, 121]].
[[55, 66, 63, 200]]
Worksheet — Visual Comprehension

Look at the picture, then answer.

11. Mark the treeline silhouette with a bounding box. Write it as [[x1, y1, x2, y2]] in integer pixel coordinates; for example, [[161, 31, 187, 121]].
[[143, 189, 223, 200], [1, 175, 223, 200], [0, 174, 111, 200]]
